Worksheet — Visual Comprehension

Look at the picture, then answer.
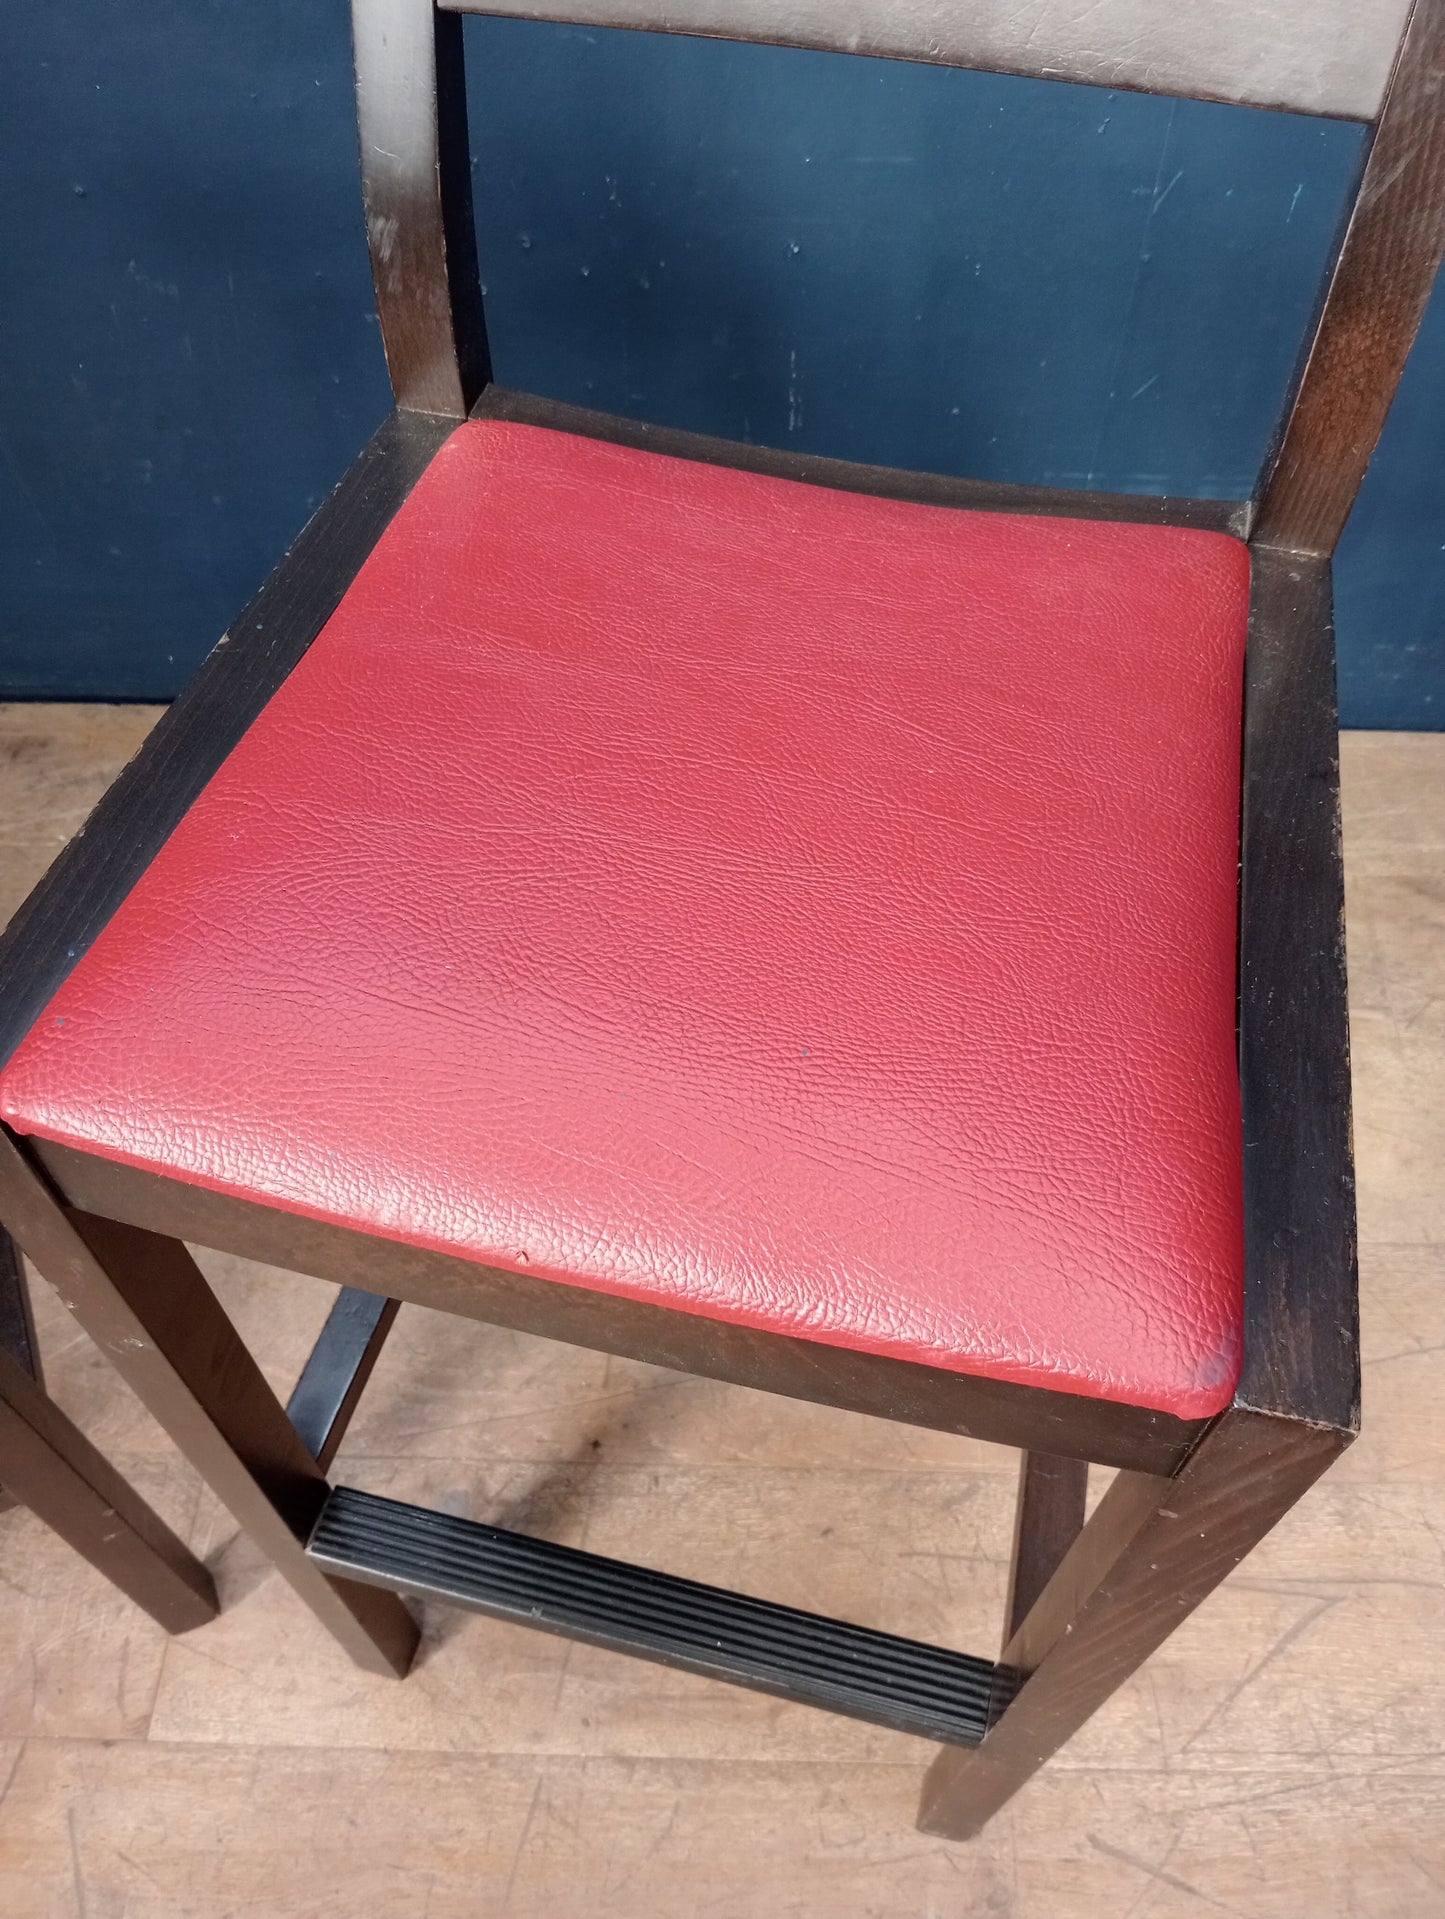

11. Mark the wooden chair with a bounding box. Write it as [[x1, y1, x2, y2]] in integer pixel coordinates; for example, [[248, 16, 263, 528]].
[[0, 0, 1429, 1838], [0, 1227, 217, 1633]]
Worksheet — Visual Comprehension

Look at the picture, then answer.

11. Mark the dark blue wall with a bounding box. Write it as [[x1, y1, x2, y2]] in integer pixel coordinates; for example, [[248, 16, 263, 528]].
[[2, 2, 1442, 724]]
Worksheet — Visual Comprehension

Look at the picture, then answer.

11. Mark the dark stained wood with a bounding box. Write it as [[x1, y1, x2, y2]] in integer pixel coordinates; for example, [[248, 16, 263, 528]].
[[1236, 552, 1359, 1432], [1253, 0, 1445, 554], [0, 1337, 218, 1634], [997, 1465, 1167, 1679], [0, 1226, 41, 1385], [0, 1229, 34, 1514], [286, 1290, 402, 1472], [354, 0, 490, 416], [912, 554, 1360, 1834], [0, 408, 452, 1081], [0, 1228, 43, 1512], [0, 0, 1383, 1833], [0, 1128, 419, 1677], [917, 1408, 1351, 1840], [474, 385, 1249, 534], [436, 0, 1394, 122], [1002, 1452, 1088, 1647], [30, 1144, 1207, 1479], [916, 558, 1364, 1830], [435, 10, 491, 399]]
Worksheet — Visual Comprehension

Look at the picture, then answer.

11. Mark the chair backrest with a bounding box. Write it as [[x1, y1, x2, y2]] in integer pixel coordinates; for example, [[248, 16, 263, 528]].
[[352, 0, 1445, 556], [439, 1, 1411, 121]]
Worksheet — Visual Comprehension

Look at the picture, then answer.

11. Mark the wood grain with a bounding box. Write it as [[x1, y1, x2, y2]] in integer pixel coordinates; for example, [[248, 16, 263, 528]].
[[1002, 1452, 1089, 1647], [0, 1133, 419, 1677], [1254, 0, 1445, 554], [0, 708, 1437, 1909], [0, 1339, 217, 1633], [353, 0, 489, 415], [0, 1454, 207, 1742], [5, 1740, 1445, 1918], [0, 1228, 40, 1383], [1236, 552, 1358, 1431], [919, 1410, 1350, 1838], [437, 0, 1409, 121]]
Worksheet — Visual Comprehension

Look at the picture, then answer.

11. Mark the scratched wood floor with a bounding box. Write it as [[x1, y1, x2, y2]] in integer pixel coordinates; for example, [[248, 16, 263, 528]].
[[0, 705, 1441, 1917]]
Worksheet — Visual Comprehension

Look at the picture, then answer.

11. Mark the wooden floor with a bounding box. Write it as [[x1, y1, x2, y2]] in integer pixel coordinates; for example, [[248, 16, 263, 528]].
[[0, 705, 1441, 1917]]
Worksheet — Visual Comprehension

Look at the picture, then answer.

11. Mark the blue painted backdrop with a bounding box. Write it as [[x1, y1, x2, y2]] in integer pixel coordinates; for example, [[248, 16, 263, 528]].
[[2, 1, 1442, 725]]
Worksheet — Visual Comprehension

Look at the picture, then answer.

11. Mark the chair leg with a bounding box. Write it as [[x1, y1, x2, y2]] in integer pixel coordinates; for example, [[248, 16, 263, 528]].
[[917, 1407, 1349, 1840], [1002, 1451, 1088, 1647], [0, 1224, 43, 1513], [0, 1129, 419, 1677], [0, 1223, 43, 1380], [0, 1339, 219, 1632]]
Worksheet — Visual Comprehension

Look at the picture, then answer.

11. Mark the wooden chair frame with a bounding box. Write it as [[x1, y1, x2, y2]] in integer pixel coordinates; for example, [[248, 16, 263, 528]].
[[1, 0, 1436, 1836], [0, 1226, 217, 1634]]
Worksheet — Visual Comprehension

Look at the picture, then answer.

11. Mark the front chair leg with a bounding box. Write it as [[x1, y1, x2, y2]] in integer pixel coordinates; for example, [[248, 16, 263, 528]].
[[0, 1128, 418, 1677], [918, 1408, 1349, 1840]]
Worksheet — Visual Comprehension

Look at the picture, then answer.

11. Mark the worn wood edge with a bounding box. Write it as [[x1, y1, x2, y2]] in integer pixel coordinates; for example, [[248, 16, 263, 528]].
[[0, 409, 453, 1079], [438, 0, 1380, 121], [997, 1412, 1349, 1684], [27, 1144, 1207, 1477], [1234, 550, 1358, 1435], [435, 8, 492, 405], [0, 1224, 41, 1506], [0, 1225, 41, 1384], [473, 385, 1250, 533], [0, 1128, 420, 1675], [917, 1404, 1350, 1838], [353, 0, 489, 416], [1002, 1453, 1089, 1648], [1242, 134, 1369, 557], [0, 1339, 220, 1630], [1253, 0, 1445, 553], [286, 1291, 402, 1473]]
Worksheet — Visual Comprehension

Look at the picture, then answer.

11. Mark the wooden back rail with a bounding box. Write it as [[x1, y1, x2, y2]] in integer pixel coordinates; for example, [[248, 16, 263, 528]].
[[439, 0, 1410, 121], [357, 0, 1445, 558]]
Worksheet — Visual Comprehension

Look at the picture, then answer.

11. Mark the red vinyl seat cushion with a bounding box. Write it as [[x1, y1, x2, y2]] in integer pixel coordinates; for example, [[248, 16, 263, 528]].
[[0, 422, 1251, 1417]]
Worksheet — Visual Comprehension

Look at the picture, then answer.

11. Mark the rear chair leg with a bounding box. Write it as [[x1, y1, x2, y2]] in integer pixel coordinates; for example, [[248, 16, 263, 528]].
[[1002, 1450, 1088, 1647], [0, 1336, 218, 1632], [0, 1223, 43, 1516], [919, 1409, 1349, 1840], [0, 1128, 418, 1677]]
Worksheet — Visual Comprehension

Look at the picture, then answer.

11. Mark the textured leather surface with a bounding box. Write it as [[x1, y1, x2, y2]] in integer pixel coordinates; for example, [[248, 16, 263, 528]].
[[0, 421, 1251, 1416]]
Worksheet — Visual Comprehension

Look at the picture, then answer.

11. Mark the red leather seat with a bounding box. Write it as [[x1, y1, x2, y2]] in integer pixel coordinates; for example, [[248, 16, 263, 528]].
[[0, 422, 1250, 1418]]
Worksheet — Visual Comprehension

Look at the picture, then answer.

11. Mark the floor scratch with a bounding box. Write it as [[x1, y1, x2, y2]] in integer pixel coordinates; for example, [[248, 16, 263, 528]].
[[1177, 1592, 1344, 1755]]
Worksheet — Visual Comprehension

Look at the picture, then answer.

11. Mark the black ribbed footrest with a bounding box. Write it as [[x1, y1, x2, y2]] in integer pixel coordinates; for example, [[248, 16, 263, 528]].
[[307, 1486, 995, 1747]]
